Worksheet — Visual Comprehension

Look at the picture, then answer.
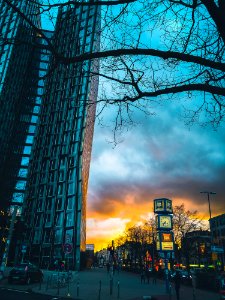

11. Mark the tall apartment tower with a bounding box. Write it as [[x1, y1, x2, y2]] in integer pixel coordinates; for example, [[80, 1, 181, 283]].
[[0, 0, 41, 212], [23, 4, 100, 270]]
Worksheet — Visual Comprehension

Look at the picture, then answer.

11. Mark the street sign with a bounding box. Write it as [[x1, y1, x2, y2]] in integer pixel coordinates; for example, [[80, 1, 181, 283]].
[[21, 245, 27, 253], [63, 243, 73, 254], [211, 246, 224, 253]]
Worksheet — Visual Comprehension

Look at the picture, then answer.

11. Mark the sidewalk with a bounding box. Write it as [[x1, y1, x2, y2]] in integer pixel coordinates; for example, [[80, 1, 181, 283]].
[[32, 267, 220, 300], [1, 267, 220, 300]]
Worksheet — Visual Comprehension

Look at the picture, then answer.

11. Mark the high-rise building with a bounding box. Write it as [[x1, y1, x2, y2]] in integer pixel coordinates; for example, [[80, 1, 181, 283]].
[[0, 0, 41, 212], [22, 3, 100, 270], [0, 0, 43, 263]]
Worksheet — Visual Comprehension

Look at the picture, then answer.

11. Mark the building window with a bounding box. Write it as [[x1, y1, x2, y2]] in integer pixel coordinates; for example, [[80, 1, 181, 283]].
[[55, 229, 62, 243], [46, 197, 53, 211], [66, 212, 74, 227], [44, 229, 51, 243], [58, 183, 64, 195], [56, 198, 64, 211], [67, 196, 74, 210], [37, 199, 44, 211], [68, 182, 75, 195], [45, 213, 52, 227], [33, 230, 41, 244], [35, 214, 42, 227], [65, 229, 73, 243], [68, 169, 75, 180], [59, 170, 65, 182], [48, 185, 54, 196], [56, 212, 63, 227]]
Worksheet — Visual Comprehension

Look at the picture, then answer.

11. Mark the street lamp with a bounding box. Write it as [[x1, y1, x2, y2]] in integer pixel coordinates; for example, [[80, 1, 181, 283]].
[[200, 191, 216, 220]]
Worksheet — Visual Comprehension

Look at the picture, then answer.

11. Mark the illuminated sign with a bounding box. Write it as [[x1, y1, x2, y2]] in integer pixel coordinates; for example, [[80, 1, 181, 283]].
[[157, 232, 174, 251]]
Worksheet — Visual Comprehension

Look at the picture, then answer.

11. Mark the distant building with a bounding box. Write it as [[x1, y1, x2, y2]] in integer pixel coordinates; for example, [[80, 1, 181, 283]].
[[86, 244, 95, 251], [22, 4, 100, 270], [181, 230, 211, 267], [210, 214, 225, 268], [86, 244, 95, 268]]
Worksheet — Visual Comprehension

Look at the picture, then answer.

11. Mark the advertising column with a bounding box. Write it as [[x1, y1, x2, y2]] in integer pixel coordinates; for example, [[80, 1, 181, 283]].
[[154, 198, 174, 294]]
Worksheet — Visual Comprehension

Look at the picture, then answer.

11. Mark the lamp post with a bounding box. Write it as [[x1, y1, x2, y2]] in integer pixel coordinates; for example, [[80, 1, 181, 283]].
[[200, 191, 216, 268], [200, 191, 216, 221]]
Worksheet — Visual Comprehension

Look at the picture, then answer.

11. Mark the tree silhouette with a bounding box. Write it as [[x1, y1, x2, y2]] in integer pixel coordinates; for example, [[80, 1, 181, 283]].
[[2, 0, 225, 127]]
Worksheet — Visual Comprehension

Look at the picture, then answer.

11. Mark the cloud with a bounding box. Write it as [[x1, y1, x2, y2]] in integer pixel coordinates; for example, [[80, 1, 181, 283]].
[[86, 217, 130, 250], [87, 101, 225, 248]]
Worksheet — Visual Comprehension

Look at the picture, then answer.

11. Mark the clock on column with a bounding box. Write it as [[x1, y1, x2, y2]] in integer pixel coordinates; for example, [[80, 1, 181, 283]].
[[157, 215, 172, 230]]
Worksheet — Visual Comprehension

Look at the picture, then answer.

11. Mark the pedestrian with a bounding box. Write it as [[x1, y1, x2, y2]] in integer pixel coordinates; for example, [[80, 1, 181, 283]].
[[152, 267, 157, 284], [106, 262, 110, 273], [145, 268, 150, 284], [174, 270, 181, 300], [60, 260, 65, 271], [140, 269, 145, 284], [54, 259, 58, 271]]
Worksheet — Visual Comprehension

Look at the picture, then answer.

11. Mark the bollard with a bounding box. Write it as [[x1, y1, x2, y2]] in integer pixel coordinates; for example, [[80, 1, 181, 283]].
[[67, 275, 70, 297], [193, 287, 196, 300], [168, 283, 172, 300], [46, 275, 50, 291], [77, 280, 80, 297], [98, 280, 101, 300], [57, 272, 60, 296], [110, 277, 113, 295], [39, 277, 42, 290], [117, 280, 120, 299]]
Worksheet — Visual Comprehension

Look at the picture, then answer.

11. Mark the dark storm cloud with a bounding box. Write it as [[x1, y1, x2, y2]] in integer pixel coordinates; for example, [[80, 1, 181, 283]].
[[88, 101, 225, 218]]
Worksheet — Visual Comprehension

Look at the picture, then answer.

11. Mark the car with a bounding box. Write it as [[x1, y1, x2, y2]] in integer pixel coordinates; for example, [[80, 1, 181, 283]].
[[171, 269, 192, 284], [0, 270, 3, 281], [8, 263, 43, 284]]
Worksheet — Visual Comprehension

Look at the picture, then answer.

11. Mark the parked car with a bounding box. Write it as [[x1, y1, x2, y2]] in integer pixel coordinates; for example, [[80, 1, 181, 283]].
[[8, 263, 43, 284], [0, 270, 3, 281], [171, 269, 192, 284]]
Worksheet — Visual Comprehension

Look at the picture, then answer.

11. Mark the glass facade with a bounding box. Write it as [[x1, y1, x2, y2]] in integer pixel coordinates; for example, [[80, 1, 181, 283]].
[[23, 3, 100, 270], [0, 0, 41, 212]]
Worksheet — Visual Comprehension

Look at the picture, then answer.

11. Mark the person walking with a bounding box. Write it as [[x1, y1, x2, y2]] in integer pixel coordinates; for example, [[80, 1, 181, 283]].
[[140, 268, 145, 284], [174, 270, 181, 300], [152, 267, 157, 284], [106, 262, 110, 273]]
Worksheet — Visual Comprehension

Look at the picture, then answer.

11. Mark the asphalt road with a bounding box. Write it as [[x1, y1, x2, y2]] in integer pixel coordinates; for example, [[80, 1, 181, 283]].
[[0, 287, 77, 300]]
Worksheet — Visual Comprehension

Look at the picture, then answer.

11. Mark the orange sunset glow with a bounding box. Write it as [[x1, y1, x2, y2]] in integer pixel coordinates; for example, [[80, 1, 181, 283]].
[[86, 195, 216, 251], [86, 102, 225, 252]]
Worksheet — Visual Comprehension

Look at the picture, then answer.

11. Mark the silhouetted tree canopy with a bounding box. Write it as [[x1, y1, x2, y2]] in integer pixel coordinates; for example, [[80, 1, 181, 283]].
[[2, 0, 225, 128]]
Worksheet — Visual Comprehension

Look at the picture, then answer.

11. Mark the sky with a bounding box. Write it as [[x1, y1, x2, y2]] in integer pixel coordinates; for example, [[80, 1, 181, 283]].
[[39, 1, 225, 251], [86, 100, 225, 251]]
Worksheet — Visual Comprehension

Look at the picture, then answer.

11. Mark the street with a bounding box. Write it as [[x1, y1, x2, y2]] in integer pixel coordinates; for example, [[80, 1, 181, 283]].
[[0, 287, 73, 300], [0, 267, 221, 300]]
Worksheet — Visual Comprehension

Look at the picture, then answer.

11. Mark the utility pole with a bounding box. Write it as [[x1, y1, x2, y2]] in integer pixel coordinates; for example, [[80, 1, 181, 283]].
[[200, 191, 216, 221]]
